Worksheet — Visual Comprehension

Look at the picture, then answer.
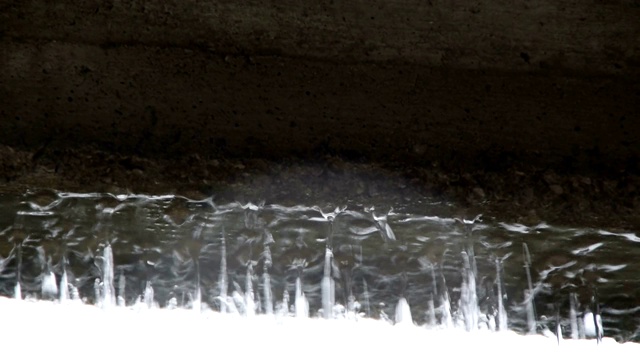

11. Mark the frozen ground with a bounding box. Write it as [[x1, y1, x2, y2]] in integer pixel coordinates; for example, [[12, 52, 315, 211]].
[[1, 297, 637, 359]]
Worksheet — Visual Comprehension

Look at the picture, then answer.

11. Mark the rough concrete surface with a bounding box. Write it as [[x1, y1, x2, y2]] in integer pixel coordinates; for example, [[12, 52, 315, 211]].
[[0, 1, 639, 227]]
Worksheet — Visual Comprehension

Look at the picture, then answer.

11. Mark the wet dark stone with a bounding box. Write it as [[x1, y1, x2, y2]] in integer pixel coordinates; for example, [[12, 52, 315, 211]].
[[0, 3, 638, 233]]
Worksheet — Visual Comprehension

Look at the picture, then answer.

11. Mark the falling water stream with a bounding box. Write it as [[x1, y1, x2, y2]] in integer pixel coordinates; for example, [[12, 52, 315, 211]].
[[0, 189, 639, 357]]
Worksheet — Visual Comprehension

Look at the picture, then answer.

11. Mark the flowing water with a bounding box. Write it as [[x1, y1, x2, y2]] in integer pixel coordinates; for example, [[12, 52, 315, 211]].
[[0, 189, 639, 354]]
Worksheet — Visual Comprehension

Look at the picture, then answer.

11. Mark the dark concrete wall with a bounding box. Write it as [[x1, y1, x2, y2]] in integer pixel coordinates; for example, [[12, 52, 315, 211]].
[[1, 1, 639, 172]]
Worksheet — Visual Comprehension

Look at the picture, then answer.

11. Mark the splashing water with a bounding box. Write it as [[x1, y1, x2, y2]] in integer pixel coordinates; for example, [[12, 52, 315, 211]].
[[0, 190, 639, 356]]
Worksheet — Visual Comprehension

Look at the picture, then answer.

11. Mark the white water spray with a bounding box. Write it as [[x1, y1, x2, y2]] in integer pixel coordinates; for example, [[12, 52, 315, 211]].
[[295, 276, 308, 318], [440, 278, 454, 329], [117, 271, 126, 307], [321, 247, 335, 319], [13, 243, 22, 300], [395, 297, 413, 325], [191, 258, 201, 313], [523, 243, 536, 334], [102, 244, 116, 308], [41, 270, 58, 299], [192, 286, 201, 312], [496, 258, 508, 331], [570, 293, 579, 339], [59, 268, 69, 303], [219, 229, 228, 313], [461, 251, 479, 331], [14, 282, 21, 300], [262, 233, 274, 315], [245, 262, 256, 317], [427, 297, 436, 326], [3, 194, 639, 353], [143, 281, 154, 309]]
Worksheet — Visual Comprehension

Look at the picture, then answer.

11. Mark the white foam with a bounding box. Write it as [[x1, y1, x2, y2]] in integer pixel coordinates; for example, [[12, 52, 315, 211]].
[[597, 230, 640, 243], [0, 297, 637, 359], [571, 242, 605, 255]]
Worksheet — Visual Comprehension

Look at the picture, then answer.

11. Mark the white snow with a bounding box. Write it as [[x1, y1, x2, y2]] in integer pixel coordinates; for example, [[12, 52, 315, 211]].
[[0, 297, 637, 359]]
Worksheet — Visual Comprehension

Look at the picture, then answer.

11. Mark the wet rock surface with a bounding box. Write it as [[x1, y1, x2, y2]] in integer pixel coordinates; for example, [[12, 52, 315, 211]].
[[1, 144, 639, 231]]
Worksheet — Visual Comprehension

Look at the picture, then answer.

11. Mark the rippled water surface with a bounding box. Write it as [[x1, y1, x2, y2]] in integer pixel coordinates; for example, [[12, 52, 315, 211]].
[[0, 190, 638, 342]]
